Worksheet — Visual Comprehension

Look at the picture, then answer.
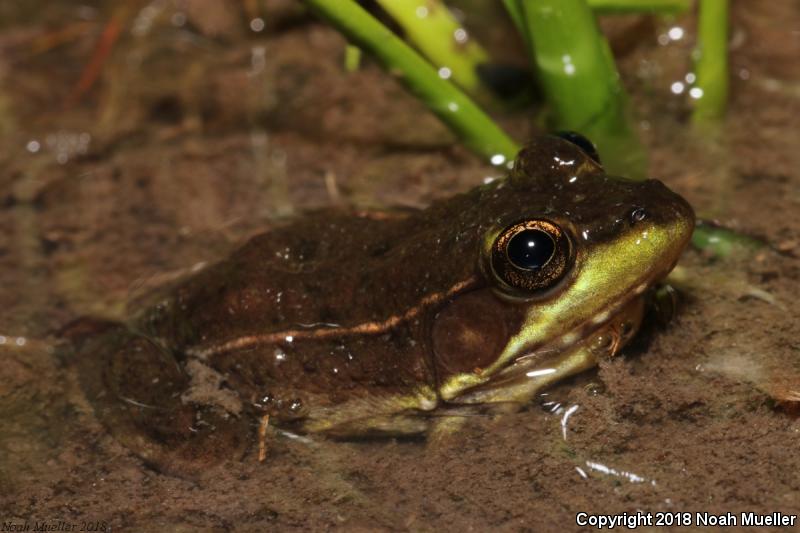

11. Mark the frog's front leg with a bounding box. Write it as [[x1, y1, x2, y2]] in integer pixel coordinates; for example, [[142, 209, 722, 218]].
[[69, 319, 249, 477]]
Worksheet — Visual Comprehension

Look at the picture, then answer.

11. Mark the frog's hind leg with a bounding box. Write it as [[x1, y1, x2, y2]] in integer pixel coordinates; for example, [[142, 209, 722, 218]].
[[68, 319, 249, 477]]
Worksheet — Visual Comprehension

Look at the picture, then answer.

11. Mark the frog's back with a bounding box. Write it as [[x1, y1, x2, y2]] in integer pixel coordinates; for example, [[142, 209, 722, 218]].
[[140, 204, 486, 354]]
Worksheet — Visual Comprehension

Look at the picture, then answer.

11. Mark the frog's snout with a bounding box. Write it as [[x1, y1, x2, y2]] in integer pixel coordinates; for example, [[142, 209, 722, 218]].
[[639, 178, 696, 273]]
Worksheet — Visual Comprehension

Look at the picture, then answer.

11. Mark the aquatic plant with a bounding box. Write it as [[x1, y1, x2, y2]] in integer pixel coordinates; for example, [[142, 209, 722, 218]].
[[304, 0, 743, 254], [509, 0, 646, 177], [304, 0, 519, 165], [691, 0, 729, 126], [303, 0, 727, 173]]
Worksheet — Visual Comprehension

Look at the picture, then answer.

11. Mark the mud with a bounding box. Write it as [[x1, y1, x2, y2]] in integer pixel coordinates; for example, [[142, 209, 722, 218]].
[[1, 1, 799, 531]]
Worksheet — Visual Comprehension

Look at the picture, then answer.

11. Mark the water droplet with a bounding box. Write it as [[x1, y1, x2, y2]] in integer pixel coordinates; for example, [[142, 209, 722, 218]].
[[437, 67, 452, 79], [250, 17, 265, 32], [561, 54, 576, 76], [670, 81, 685, 94], [668, 26, 684, 40], [453, 28, 468, 44], [689, 87, 704, 99], [490, 154, 506, 166], [26, 140, 40, 153]]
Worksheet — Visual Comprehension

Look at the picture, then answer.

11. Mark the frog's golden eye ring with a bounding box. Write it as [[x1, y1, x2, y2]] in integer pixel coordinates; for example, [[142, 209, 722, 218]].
[[490, 220, 572, 293], [555, 131, 601, 165]]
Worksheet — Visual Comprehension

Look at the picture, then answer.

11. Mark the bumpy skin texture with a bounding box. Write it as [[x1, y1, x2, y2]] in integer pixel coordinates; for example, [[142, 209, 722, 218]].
[[70, 136, 694, 474]]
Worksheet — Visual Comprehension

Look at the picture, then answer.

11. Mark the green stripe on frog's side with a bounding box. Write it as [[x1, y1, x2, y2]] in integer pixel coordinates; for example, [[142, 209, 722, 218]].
[[71, 135, 694, 474]]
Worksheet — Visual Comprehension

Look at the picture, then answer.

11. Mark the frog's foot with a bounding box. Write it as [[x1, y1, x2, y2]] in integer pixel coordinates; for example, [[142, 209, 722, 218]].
[[426, 401, 522, 445], [311, 413, 430, 440], [69, 320, 249, 477]]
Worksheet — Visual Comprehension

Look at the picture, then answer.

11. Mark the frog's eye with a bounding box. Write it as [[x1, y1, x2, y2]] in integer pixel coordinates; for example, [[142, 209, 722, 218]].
[[490, 220, 572, 294], [555, 131, 601, 165]]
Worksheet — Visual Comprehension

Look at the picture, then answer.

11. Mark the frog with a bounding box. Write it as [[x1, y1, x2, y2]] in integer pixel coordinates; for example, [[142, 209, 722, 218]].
[[69, 134, 694, 475]]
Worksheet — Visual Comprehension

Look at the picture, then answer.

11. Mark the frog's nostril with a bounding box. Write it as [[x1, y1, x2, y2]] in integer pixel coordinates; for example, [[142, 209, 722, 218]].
[[630, 207, 648, 224]]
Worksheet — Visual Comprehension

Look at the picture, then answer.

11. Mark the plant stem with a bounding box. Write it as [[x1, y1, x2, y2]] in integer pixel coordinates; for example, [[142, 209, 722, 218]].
[[375, 0, 492, 101], [691, 0, 729, 125], [587, 0, 690, 14], [502, 0, 528, 44], [344, 44, 362, 72], [691, 222, 764, 258], [519, 0, 647, 178], [505, 0, 690, 29], [303, 0, 519, 165]]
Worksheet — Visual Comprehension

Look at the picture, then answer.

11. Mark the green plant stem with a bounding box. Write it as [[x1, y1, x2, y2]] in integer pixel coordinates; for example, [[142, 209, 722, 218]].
[[518, 0, 646, 178], [375, 0, 492, 101], [587, 0, 690, 14], [502, 0, 528, 44], [692, 0, 729, 125], [505, 0, 690, 30], [303, 0, 519, 165], [691, 222, 764, 258], [344, 44, 362, 72]]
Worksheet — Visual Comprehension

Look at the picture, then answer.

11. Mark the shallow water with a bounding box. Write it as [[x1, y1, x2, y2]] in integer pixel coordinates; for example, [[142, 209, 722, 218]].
[[1, 1, 799, 531]]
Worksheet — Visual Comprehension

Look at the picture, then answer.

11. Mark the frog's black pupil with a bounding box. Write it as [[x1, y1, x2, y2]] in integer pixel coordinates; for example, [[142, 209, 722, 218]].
[[506, 229, 555, 270]]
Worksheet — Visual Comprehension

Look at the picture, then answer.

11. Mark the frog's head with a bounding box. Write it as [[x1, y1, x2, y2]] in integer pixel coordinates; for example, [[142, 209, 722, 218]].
[[434, 134, 694, 405]]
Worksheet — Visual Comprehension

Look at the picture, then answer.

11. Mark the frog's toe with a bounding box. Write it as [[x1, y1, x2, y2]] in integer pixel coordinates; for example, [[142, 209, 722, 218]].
[[426, 415, 468, 445]]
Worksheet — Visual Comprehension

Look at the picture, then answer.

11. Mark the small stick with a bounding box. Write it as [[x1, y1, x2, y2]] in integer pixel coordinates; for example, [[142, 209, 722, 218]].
[[258, 414, 270, 462], [64, 6, 131, 108]]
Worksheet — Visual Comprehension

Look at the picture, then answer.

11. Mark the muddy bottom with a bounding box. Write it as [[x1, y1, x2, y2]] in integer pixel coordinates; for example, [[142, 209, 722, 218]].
[[1, 2, 799, 531]]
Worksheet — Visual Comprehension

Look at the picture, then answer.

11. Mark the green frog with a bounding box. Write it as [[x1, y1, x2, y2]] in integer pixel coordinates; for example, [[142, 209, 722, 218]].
[[70, 135, 694, 474]]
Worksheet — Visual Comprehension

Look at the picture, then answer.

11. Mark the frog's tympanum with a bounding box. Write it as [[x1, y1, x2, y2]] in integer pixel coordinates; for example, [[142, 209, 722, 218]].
[[71, 135, 694, 473]]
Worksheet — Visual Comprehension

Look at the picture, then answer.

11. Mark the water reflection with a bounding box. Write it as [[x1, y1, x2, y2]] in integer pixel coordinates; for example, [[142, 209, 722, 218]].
[[583, 460, 657, 486]]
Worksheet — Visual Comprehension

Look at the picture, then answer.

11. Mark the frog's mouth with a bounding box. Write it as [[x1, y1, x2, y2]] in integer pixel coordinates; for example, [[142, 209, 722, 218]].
[[451, 295, 647, 405]]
